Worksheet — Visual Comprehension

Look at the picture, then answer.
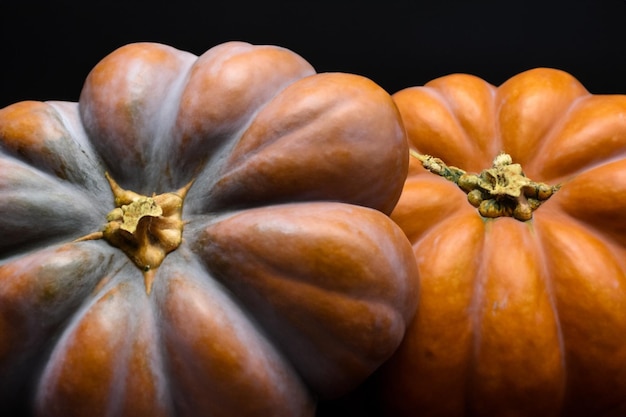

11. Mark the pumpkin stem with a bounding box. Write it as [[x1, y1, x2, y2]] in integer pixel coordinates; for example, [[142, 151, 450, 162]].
[[410, 150, 560, 221], [74, 173, 193, 294]]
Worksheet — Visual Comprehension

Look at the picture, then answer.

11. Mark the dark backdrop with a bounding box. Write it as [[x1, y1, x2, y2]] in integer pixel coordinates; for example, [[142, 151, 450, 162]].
[[2, 0, 626, 110]]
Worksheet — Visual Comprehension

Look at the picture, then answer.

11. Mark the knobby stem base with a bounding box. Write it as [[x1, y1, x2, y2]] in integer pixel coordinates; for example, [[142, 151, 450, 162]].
[[410, 150, 560, 221], [75, 173, 193, 294]]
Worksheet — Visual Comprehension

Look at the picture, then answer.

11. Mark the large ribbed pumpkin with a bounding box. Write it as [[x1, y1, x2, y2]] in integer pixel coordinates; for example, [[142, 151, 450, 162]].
[[0, 41, 418, 417], [374, 68, 626, 417]]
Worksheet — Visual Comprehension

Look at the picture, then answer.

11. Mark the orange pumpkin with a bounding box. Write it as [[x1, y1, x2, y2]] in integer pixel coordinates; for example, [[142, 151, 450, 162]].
[[0, 41, 418, 417], [374, 68, 626, 417]]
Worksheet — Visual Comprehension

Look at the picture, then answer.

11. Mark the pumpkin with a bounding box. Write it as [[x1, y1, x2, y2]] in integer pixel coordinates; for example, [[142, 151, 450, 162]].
[[372, 68, 626, 417], [0, 41, 419, 417]]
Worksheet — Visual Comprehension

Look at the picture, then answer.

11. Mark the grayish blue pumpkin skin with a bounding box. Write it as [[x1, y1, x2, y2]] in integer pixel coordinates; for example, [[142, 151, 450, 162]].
[[0, 41, 418, 417]]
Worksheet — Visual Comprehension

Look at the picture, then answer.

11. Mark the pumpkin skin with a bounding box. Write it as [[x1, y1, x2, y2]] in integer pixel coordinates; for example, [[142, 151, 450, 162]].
[[373, 68, 626, 417], [0, 41, 419, 417]]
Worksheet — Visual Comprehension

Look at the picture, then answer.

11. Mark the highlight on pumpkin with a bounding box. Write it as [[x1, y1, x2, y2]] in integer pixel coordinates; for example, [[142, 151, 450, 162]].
[[410, 149, 560, 221], [74, 172, 193, 293]]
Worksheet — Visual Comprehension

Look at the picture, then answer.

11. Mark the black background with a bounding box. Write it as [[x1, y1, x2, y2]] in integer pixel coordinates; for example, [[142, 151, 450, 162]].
[[2, 0, 626, 110]]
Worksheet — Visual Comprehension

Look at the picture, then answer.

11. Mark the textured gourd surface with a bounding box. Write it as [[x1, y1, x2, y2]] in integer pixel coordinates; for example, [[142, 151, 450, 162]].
[[0, 41, 418, 417], [375, 68, 626, 417]]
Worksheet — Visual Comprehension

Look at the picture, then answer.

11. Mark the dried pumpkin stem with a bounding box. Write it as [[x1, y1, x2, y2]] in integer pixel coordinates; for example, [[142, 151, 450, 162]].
[[410, 149, 560, 221], [75, 173, 193, 294]]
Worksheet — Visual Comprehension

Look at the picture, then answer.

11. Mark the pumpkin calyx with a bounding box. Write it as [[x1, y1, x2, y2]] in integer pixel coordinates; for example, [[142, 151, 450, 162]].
[[411, 150, 560, 221], [76, 173, 193, 294]]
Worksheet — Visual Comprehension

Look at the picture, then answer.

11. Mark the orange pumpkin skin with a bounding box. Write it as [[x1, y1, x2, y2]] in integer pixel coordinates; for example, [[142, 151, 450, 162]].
[[375, 68, 626, 417], [0, 42, 418, 417]]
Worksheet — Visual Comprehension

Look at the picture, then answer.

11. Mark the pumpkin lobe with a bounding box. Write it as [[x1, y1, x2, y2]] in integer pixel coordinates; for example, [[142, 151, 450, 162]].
[[76, 173, 192, 293], [412, 150, 559, 221]]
